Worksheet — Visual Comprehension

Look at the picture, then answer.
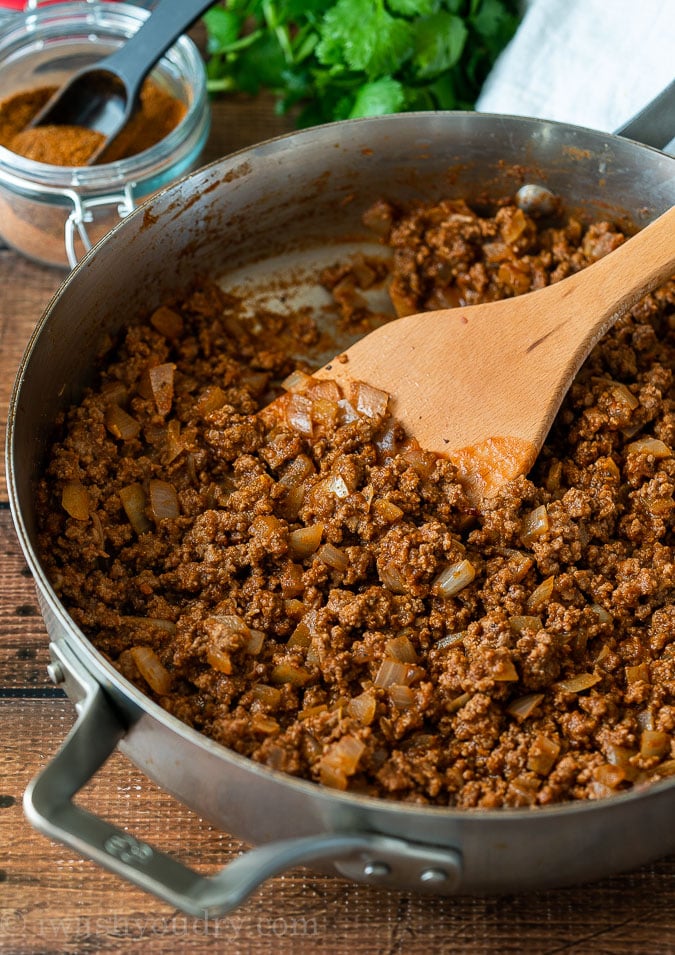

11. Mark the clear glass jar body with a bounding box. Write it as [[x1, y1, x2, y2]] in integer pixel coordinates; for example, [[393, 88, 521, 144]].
[[0, 2, 210, 268]]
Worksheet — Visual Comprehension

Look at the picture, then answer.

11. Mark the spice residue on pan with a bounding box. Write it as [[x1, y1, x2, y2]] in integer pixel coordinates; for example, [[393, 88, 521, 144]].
[[36, 195, 674, 808]]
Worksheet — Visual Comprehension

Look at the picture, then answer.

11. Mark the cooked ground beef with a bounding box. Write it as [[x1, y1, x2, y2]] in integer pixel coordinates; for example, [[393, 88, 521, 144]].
[[36, 197, 674, 808]]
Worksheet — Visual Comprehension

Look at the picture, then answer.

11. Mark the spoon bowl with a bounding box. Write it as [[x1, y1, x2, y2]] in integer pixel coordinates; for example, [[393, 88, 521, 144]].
[[309, 204, 675, 501]]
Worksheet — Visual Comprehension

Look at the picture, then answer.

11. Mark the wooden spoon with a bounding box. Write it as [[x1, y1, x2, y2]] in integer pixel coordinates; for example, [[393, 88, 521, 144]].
[[312, 204, 675, 501]]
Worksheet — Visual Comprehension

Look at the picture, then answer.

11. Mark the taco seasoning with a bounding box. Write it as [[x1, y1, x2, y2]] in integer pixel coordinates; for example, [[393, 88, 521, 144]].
[[0, 80, 187, 166], [0, 2, 209, 268]]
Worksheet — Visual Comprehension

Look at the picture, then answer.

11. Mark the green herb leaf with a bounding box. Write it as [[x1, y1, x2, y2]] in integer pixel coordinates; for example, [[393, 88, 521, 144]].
[[348, 77, 407, 117], [202, 0, 522, 127], [203, 8, 243, 52], [411, 12, 468, 79], [316, 0, 414, 79], [387, 0, 439, 16]]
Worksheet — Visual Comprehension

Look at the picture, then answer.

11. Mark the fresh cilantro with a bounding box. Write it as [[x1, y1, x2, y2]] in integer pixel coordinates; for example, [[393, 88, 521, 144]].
[[387, 0, 438, 17], [203, 0, 522, 124], [316, 0, 414, 79], [349, 77, 407, 118], [411, 12, 468, 79]]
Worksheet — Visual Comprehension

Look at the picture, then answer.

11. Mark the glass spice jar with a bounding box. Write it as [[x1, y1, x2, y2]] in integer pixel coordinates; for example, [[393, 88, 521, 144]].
[[0, 1, 210, 268]]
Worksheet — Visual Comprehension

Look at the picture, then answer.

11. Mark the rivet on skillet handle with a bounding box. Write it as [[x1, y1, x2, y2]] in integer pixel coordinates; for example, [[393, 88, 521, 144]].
[[24, 640, 463, 917]]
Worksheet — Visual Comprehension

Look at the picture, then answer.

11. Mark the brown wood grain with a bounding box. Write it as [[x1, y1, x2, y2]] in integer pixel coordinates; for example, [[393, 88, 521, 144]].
[[1, 95, 674, 955]]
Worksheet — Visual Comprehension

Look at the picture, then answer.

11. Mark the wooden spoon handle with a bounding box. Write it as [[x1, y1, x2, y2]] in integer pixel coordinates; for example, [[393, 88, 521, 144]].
[[523, 203, 675, 362]]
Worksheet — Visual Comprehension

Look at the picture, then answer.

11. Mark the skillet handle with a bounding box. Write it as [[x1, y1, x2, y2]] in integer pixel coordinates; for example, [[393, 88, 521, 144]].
[[24, 642, 462, 918], [614, 78, 675, 151]]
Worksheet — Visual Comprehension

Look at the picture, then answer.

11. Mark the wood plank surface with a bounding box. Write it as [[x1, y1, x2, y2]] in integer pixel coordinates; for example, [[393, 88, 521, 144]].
[[1, 92, 674, 955]]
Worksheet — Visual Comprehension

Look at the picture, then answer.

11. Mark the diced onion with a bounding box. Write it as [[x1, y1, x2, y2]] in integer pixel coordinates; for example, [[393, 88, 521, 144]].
[[119, 483, 151, 535], [527, 575, 555, 611], [279, 454, 315, 488], [605, 744, 637, 774], [148, 362, 175, 416], [520, 505, 549, 545], [245, 629, 266, 656], [207, 647, 232, 674], [362, 200, 393, 236], [324, 474, 350, 499], [252, 684, 282, 707], [372, 499, 404, 523], [374, 658, 423, 688], [337, 398, 359, 424], [374, 422, 398, 459], [299, 703, 328, 721], [281, 369, 312, 393], [500, 548, 534, 583], [317, 542, 349, 571], [163, 419, 184, 464], [590, 603, 612, 624], [251, 714, 280, 735], [500, 206, 528, 244], [640, 729, 670, 760], [321, 735, 365, 779], [285, 393, 314, 435], [592, 763, 626, 790], [150, 305, 184, 339], [283, 598, 305, 618], [385, 634, 418, 664], [318, 762, 348, 791], [105, 403, 141, 441], [307, 379, 341, 403], [208, 613, 250, 637], [434, 632, 465, 651], [389, 684, 415, 708], [506, 692, 544, 720], [637, 709, 655, 732], [149, 479, 180, 522], [195, 386, 227, 416], [554, 672, 601, 693], [287, 622, 312, 649], [595, 456, 621, 481], [288, 523, 323, 559], [353, 381, 389, 418], [129, 646, 172, 695], [608, 381, 639, 410], [432, 559, 476, 597], [100, 380, 127, 405], [625, 437, 672, 459], [311, 397, 340, 429], [271, 662, 312, 686], [492, 657, 519, 682], [280, 486, 305, 521], [378, 563, 408, 594], [508, 615, 542, 634], [527, 733, 560, 776], [347, 690, 377, 725], [625, 663, 650, 684], [401, 443, 437, 478], [61, 481, 91, 521], [447, 692, 470, 713]]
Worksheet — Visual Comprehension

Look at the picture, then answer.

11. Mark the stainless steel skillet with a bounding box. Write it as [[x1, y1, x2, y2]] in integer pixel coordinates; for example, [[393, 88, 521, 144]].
[[6, 94, 675, 916]]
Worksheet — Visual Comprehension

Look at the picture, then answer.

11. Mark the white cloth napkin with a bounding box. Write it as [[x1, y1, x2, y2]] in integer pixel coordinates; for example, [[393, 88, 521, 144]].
[[476, 0, 675, 145]]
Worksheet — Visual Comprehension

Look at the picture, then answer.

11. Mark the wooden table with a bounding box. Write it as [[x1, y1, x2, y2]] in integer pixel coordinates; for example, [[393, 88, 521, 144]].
[[1, 93, 673, 955]]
